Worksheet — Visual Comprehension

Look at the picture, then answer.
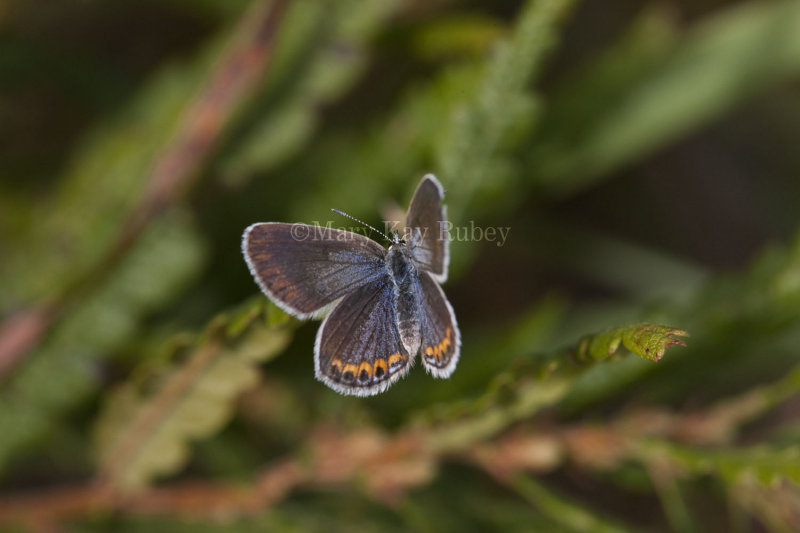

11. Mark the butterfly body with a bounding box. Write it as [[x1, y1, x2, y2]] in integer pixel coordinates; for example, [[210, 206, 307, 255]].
[[242, 175, 460, 396], [387, 241, 423, 355]]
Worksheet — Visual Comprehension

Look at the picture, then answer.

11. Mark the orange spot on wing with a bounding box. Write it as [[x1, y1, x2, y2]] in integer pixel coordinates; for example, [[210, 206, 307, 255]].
[[442, 328, 452, 351], [424, 328, 454, 365], [388, 353, 404, 370], [358, 361, 372, 381], [374, 358, 388, 378], [342, 363, 358, 380]]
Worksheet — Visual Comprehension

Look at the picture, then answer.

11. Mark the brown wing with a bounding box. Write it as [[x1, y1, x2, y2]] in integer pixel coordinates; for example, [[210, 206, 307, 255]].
[[315, 279, 412, 396], [405, 174, 449, 282], [242, 223, 387, 318], [417, 272, 460, 378]]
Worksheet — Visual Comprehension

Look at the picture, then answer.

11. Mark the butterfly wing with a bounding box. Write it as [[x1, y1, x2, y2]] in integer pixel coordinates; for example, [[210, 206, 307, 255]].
[[315, 278, 413, 396], [418, 271, 461, 378], [243, 223, 387, 319], [405, 174, 449, 282]]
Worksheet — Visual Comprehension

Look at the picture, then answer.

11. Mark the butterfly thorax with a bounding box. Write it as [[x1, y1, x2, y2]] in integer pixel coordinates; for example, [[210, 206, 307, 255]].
[[387, 243, 422, 355]]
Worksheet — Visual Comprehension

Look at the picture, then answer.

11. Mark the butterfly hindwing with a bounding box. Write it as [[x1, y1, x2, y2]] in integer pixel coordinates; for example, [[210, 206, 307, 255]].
[[405, 174, 449, 282], [242, 223, 387, 318], [418, 271, 461, 378], [315, 278, 413, 396]]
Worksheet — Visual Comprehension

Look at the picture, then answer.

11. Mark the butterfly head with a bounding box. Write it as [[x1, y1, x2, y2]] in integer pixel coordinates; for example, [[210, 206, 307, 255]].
[[389, 230, 407, 250]]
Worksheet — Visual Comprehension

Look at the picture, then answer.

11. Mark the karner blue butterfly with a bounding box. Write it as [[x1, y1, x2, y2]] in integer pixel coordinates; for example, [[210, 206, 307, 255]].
[[242, 174, 460, 396]]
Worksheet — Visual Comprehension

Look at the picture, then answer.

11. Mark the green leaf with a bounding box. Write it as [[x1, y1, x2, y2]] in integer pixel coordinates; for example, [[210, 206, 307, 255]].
[[93, 299, 295, 492], [420, 321, 686, 451], [560, 229, 800, 413], [578, 323, 689, 363]]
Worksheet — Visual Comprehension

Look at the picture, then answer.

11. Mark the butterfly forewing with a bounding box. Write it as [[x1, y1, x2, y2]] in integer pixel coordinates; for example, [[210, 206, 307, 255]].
[[243, 223, 387, 318], [417, 272, 461, 378], [405, 174, 449, 282], [315, 279, 412, 396]]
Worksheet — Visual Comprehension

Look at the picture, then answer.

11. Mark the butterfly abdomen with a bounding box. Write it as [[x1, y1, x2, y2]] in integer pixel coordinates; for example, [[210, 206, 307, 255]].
[[387, 245, 421, 355]]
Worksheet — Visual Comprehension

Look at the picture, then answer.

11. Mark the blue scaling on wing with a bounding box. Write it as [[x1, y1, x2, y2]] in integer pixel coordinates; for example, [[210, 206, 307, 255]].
[[314, 278, 413, 397], [242, 223, 387, 319]]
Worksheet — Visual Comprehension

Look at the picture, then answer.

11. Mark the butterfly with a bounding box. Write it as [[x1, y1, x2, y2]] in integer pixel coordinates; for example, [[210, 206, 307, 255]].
[[241, 174, 460, 396]]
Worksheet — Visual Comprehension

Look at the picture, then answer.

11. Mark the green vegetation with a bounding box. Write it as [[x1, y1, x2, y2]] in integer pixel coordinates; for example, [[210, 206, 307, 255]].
[[2, 0, 800, 530]]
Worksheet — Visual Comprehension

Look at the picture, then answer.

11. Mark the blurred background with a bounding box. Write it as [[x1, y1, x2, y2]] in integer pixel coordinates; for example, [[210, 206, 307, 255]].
[[2, 0, 800, 531]]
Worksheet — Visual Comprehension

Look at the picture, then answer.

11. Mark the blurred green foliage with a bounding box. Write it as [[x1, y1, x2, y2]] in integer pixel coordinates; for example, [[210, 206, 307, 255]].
[[2, 0, 800, 531]]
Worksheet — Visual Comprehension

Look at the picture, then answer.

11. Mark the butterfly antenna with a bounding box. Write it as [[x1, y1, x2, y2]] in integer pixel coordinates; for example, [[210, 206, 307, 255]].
[[331, 208, 392, 243]]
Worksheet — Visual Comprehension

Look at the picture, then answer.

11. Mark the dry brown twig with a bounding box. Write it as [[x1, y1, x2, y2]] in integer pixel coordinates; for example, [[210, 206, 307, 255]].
[[0, 382, 780, 530]]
